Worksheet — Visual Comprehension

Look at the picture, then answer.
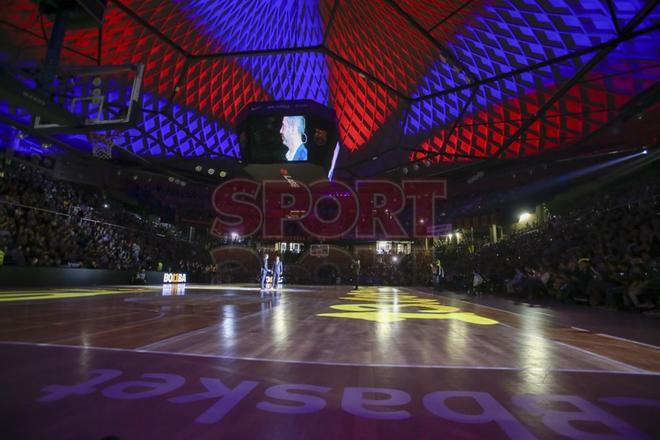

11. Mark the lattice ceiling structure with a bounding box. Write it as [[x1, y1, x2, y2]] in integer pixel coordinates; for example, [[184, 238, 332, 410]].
[[0, 0, 658, 178]]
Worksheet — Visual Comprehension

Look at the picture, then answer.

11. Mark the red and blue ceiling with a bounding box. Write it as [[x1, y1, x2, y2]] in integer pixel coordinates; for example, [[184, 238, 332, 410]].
[[0, 0, 658, 172]]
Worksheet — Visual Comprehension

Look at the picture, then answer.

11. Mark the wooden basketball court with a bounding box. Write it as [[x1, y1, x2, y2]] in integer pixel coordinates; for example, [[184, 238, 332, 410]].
[[1, 284, 659, 439]]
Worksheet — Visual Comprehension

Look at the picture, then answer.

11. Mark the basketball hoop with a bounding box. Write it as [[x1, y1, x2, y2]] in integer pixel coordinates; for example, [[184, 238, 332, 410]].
[[88, 131, 117, 160]]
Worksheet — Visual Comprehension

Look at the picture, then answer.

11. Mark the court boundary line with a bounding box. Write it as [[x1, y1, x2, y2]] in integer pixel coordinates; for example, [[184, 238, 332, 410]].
[[596, 333, 660, 350], [549, 340, 648, 374], [402, 287, 656, 372], [2, 340, 659, 376], [460, 299, 660, 351], [407, 288, 660, 350]]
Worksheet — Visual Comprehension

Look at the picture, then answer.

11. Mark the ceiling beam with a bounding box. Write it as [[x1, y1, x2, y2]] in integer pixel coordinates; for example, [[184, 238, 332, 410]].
[[384, 0, 477, 84], [553, 81, 660, 155], [108, 0, 189, 58], [604, 0, 621, 36], [428, 0, 475, 34], [491, 1, 660, 159], [323, 47, 411, 101], [434, 85, 479, 159], [191, 45, 323, 60], [0, 19, 98, 63], [403, 147, 492, 160], [323, 0, 340, 44]]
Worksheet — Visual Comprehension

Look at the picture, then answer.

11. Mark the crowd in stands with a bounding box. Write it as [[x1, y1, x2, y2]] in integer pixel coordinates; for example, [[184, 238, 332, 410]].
[[1, 152, 658, 314], [438, 173, 660, 312], [0, 159, 214, 279]]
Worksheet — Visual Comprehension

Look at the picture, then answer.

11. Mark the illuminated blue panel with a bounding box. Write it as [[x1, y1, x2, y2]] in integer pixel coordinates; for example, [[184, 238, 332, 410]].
[[412, 57, 470, 98], [611, 0, 658, 29], [438, 0, 618, 79], [591, 30, 660, 85], [115, 93, 241, 158], [636, 2, 660, 30], [0, 93, 240, 159], [403, 88, 472, 139], [0, 124, 62, 155], [176, 0, 325, 55], [478, 53, 592, 104], [0, 101, 32, 126], [237, 52, 330, 103]]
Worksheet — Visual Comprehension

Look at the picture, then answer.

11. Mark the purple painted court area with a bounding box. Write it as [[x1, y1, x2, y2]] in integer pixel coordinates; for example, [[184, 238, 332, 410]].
[[2, 342, 659, 439]]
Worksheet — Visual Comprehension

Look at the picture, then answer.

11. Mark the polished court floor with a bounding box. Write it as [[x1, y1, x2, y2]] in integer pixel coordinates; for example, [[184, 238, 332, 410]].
[[1, 284, 659, 439]]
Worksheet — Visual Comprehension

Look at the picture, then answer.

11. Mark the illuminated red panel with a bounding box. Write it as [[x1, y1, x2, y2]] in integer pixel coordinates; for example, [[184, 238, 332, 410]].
[[95, 7, 186, 96], [327, 58, 399, 152], [325, 0, 441, 96], [1, 1, 42, 42], [176, 59, 270, 125], [398, 0, 483, 32], [120, 0, 223, 55], [0, 0, 94, 65], [414, 66, 658, 163]]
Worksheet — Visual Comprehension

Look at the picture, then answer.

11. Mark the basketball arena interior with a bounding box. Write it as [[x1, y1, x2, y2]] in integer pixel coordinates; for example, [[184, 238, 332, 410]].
[[1, 1, 659, 439]]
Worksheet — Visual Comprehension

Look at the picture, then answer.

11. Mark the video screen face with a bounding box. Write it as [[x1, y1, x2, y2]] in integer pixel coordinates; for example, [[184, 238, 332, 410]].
[[246, 114, 334, 164]]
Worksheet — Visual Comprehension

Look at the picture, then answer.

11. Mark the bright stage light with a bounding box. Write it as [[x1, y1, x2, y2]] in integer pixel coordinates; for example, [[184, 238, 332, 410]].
[[518, 212, 532, 223]]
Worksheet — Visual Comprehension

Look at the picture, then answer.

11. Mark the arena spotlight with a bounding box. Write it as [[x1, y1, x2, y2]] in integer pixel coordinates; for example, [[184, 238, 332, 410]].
[[518, 212, 532, 223], [194, 165, 203, 172], [41, 142, 52, 149], [180, 182, 187, 187], [402, 167, 409, 175], [168, 177, 174, 182], [392, 256, 398, 263], [17, 132, 27, 140], [219, 170, 227, 178], [642, 148, 648, 155], [208, 168, 215, 175]]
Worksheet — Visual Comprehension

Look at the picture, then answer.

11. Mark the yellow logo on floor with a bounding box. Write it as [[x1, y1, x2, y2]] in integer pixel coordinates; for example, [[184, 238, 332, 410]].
[[317, 288, 498, 325], [0, 288, 153, 302]]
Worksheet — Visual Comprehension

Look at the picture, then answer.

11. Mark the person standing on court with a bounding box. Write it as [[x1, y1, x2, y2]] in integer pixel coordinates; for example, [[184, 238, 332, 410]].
[[352, 257, 360, 290], [260, 253, 270, 290], [435, 260, 445, 291], [273, 255, 283, 289]]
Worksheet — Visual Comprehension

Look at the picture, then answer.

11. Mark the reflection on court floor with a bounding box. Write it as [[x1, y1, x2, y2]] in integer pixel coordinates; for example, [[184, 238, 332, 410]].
[[0, 284, 658, 439]]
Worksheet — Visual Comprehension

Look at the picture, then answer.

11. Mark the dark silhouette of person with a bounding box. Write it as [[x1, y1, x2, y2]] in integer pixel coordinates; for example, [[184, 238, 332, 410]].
[[273, 255, 283, 289], [352, 257, 360, 289], [260, 253, 270, 289]]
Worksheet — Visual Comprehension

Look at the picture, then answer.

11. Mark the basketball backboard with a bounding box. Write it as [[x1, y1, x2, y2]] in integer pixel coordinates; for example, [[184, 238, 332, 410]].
[[32, 63, 143, 132]]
